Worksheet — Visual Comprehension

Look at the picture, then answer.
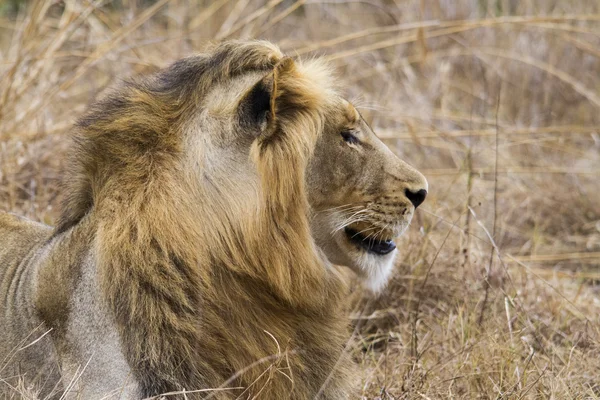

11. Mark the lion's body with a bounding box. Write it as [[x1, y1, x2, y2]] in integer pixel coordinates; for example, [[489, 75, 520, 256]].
[[0, 40, 427, 399]]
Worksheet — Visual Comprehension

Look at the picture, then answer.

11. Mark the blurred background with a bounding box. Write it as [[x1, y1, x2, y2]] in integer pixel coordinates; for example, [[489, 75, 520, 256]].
[[1, 0, 599, 398]]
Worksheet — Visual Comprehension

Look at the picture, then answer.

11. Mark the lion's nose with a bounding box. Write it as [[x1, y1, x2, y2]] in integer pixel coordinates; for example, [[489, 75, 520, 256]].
[[405, 188, 427, 208]]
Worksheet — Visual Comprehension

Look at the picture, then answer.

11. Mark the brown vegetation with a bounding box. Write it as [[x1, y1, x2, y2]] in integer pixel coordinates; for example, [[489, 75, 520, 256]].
[[1, 1, 599, 398]]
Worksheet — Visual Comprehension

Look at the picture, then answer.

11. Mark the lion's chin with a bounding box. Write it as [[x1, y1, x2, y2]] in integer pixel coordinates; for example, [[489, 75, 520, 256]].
[[317, 229, 399, 294], [349, 249, 397, 293]]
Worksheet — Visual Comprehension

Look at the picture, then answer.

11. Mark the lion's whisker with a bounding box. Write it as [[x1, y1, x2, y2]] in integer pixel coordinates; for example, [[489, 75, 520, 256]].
[[351, 225, 379, 239], [332, 211, 370, 233], [332, 219, 367, 235], [332, 209, 368, 227], [318, 204, 363, 215], [331, 215, 369, 234], [318, 206, 363, 219], [373, 223, 390, 241], [326, 204, 361, 211]]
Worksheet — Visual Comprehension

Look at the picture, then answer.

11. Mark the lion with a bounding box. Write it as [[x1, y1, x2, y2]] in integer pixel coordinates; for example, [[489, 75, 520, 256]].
[[0, 40, 427, 399]]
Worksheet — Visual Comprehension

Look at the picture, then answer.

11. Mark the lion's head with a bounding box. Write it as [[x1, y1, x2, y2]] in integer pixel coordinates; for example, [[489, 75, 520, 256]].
[[58, 40, 427, 297], [306, 105, 428, 292]]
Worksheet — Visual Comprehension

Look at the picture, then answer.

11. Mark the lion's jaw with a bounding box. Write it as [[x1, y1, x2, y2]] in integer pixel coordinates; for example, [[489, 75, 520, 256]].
[[311, 212, 406, 293]]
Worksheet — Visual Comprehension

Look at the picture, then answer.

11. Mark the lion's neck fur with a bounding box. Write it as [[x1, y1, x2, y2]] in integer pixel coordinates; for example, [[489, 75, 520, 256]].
[[54, 42, 353, 398]]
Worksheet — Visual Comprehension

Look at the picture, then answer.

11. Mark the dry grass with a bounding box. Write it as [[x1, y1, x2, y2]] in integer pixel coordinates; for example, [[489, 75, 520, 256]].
[[1, 0, 599, 398]]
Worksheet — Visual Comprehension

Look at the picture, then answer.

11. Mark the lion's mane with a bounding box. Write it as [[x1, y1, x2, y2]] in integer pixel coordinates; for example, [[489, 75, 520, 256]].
[[45, 41, 352, 398]]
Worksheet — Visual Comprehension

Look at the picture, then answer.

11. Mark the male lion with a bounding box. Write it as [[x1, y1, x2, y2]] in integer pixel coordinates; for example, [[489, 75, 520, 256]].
[[0, 41, 427, 399]]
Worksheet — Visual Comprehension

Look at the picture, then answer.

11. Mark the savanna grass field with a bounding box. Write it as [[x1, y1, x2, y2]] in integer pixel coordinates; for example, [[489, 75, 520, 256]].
[[1, 0, 600, 398]]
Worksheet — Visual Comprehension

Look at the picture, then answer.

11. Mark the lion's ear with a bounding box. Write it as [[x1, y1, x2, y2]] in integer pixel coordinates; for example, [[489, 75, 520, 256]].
[[238, 58, 296, 135]]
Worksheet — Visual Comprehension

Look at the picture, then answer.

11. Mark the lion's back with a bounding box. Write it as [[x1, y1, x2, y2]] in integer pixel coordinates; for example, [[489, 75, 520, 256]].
[[0, 212, 52, 292], [0, 211, 51, 255], [0, 211, 61, 398]]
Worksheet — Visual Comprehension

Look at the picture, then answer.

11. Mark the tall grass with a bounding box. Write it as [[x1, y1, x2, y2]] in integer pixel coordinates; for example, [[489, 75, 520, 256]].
[[1, 0, 599, 398]]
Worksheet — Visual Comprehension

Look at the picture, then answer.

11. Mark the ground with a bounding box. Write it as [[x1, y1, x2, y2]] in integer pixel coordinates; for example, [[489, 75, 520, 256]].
[[0, 1, 599, 398]]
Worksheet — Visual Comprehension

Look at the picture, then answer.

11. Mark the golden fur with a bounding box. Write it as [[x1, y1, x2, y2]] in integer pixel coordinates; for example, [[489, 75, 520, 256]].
[[0, 40, 427, 399]]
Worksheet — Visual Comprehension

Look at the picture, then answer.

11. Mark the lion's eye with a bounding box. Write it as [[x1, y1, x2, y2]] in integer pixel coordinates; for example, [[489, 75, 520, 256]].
[[340, 131, 359, 145]]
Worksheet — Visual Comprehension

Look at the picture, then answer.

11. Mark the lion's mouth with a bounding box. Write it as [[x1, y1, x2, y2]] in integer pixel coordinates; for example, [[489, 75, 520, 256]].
[[344, 227, 396, 256]]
